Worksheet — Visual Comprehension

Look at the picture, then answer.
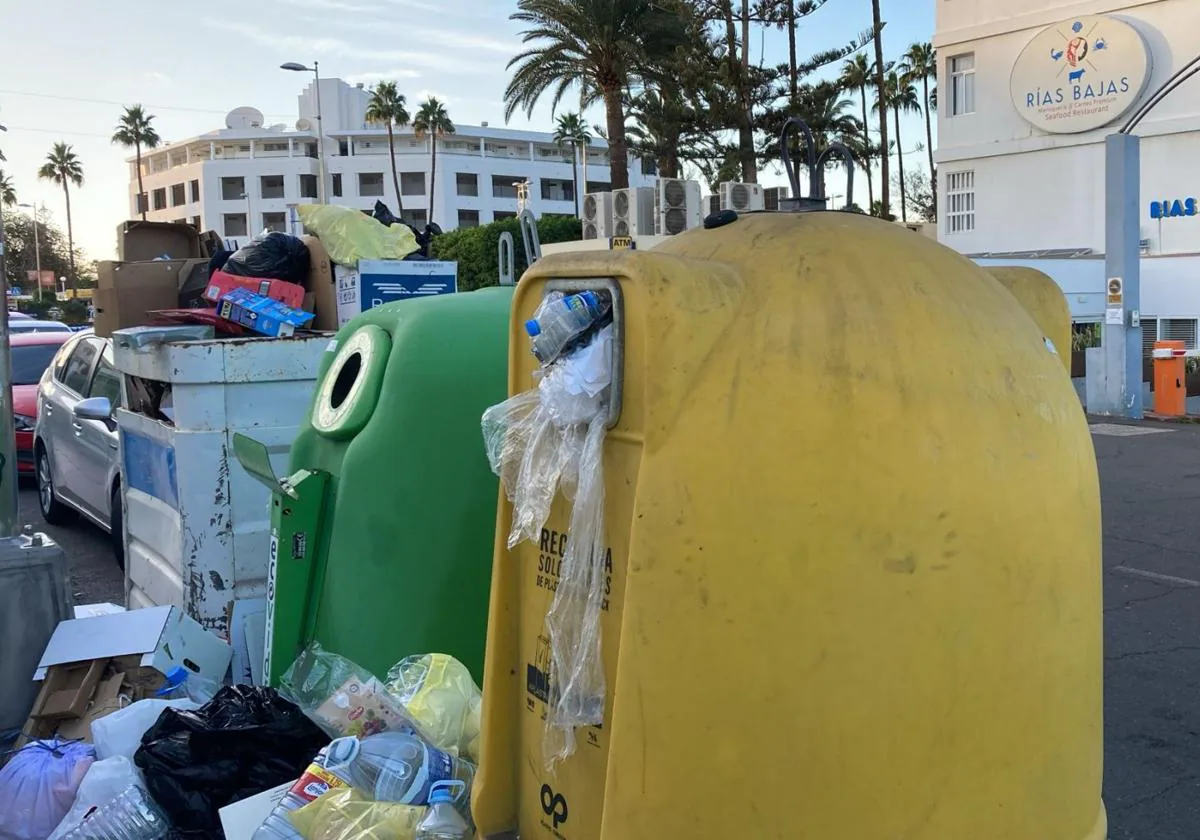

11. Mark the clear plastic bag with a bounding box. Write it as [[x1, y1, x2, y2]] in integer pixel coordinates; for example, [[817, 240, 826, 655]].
[[279, 642, 429, 741], [289, 787, 425, 840], [481, 324, 614, 768], [384, 654, 483, 762], [48, 757, 145, 840], [92, 698, 200, 761]]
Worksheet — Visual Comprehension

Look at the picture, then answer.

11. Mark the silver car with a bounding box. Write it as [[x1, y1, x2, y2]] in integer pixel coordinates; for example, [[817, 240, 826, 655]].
[[33, 330, 124, 563]]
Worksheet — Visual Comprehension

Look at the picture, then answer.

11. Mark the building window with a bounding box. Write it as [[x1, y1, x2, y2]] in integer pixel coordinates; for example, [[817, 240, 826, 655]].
[[152, 188, 167, 211], [190, 179, 200, 202], [949, 53, 975, 116], [359, 172, 384, 197], [305, 142, 318, 158], [492, 176, 522, 199], [135, 193, 148, 214], [170, 183, 186, 207], [1161, 318, 1198, 350], [332, 173, 343, 198], [339, 140, 349, 157], [457, 209, 480, 228], [221, 176, 245, 201], [263, 212, 287, 233], [945, 170, 975, 234], [494, 210, 517, 221], [261, 174, 285, 199], [223, 213, 248, 237], [456, 173, 478, 197], [401, 172, 426, 195], [401, 209, 428, 227], [540, 178, 574, 202], [300, 174, 318, 199], [585, 181, 611, 194]]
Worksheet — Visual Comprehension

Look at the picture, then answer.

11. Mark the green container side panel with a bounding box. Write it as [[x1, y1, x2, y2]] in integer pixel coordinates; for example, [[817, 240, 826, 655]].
[[287, 285, 515, 683]]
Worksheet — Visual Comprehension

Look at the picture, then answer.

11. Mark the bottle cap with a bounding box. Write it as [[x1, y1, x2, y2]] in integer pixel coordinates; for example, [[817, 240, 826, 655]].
[[525, 319, 541, 337], [326, 736, 362, 768], [428, 779, 467, 805], [154, 665, 189, 696]]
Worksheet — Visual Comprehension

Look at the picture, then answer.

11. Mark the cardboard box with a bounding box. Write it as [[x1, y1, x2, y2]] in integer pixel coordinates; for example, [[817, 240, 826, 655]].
[[204, 269, 305, 309], [217, 288, 315, 337], [94, 259, 207, 337], [118, 220, 203, 262], [335, 259, 458, 327], [302, 234, 338, 332], [34, 658, 106, 720]]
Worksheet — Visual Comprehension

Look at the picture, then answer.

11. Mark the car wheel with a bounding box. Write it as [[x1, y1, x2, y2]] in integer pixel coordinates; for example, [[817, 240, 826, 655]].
[[110, 484, 125, 570], [36, 446, 71, 525]]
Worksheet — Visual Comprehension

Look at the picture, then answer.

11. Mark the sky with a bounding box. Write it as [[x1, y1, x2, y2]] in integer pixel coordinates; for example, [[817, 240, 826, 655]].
[[0, 0, 934, 262]]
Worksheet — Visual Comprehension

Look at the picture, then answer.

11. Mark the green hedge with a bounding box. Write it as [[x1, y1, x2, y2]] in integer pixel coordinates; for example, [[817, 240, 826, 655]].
[[431, 215, 582, 291]]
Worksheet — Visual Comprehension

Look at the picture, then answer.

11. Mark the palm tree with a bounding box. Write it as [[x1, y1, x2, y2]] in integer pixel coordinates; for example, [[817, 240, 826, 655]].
[[505, 0, 687, 191], [870, 0, 889, 217], [902, 41, 938, 216], [38, 143, 83, 291], [364, 82, 411, 213], [839, 54, 875, 211], [553, 113, 590, 216], [111, 105, 161, 220], [0, 171, 15, 207], [876, 71, 922, 223], [412, 98, 455, 225]]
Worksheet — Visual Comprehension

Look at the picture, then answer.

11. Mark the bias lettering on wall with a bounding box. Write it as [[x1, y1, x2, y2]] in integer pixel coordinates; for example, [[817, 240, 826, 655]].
[[1150, 198, 1199, 220]]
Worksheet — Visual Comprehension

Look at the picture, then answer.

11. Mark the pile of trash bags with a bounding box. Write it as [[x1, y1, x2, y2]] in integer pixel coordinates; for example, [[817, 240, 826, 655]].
[[0, 645, 483, 840]]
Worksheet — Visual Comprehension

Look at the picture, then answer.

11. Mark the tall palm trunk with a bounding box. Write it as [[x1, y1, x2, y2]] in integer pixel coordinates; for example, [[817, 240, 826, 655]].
[[787, 2, 798, 99], [581, 149, 589, 196], [603, 87, 630, 190], [922, 76, 936, 218], [135, 139, 146, 220], [387, 124, 404, 213], [63, 183, 77, 292], [428, 136, 437, 224], [871, 0, 889, 216], [858, 86, 875, 210], [893, 104, 907, 223], [571, 142, 580, 217]]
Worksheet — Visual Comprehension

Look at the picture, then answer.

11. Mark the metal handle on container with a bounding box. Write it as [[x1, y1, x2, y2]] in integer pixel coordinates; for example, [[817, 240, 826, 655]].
[[816, 142, 856, 210], [498, 232, 515, 286], [778, 117, 856, 211], [544, 277, 624, 430], [519, 208, 542, 265]]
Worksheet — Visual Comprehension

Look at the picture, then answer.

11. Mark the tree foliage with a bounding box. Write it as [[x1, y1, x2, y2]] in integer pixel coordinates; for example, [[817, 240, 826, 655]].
[[2, 208, 91, 293], [365, 81, 411, 212], [38, 142, 84, 290], [430, 215, 582, 290], [112, 105, 160, 220]]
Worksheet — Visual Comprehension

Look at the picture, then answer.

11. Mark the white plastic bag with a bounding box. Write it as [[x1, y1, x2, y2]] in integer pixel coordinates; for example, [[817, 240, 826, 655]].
[[92, 698, 199, 761], [0, 739, 95, 840], [481, 324, 613, 769], [47, 757, 144, 840]]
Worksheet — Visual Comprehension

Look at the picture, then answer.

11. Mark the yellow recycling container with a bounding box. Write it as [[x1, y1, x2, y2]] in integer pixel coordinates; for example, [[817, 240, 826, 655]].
[[474, 211, 1104, 840], [985, 266, 1073, 374]]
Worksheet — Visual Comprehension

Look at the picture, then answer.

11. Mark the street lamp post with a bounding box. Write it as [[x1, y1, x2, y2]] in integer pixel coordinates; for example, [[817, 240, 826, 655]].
[[0, 122, 18, 534], [281, 61, 327, 205], [18, 204, 42, 304]]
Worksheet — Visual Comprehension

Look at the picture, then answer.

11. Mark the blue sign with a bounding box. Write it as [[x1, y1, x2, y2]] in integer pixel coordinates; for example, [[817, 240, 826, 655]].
[[1150, 199, 1198, 220], [122, 431, 178, 509], [357, 260, 458, 311]]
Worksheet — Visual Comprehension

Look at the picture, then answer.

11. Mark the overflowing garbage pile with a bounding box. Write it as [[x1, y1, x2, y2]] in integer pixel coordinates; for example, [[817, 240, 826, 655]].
[[1, 637, 482, 840]]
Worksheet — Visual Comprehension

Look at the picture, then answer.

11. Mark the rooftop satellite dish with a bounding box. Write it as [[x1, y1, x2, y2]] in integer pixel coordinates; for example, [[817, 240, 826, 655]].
[[225, 106, 265, 130], [295, 118, 313, 132]]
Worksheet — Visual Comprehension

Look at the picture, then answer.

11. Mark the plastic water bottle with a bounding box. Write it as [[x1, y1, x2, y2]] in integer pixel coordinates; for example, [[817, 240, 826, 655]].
[[154, 666, 220, 705], [251, 747, 349, 840], [415, 780, 471, 840], [525, 291, 606, 364], [327, 732, 475, 807], [59, 786, 168, 840]]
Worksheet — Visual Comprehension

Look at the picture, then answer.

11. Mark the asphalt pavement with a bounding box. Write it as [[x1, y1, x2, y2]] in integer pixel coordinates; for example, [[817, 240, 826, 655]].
[[25, 422, 1200, 836]]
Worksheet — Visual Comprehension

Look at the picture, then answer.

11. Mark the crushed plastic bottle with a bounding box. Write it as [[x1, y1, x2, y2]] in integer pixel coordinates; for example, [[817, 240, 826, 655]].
[[327, 731, 475, 811], [415, 780, 471, 840], [251, 746, 349, 840], [58, 786, 168, 840], [525, 291, 607, 364], [154, 665, 220, 705]]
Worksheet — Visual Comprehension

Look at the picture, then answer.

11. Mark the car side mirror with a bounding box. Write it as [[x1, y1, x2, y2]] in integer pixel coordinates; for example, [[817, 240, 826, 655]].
[[74, 397, 115, 429]]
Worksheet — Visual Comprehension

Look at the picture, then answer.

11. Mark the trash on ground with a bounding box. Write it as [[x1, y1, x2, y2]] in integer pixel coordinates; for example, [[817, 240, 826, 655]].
[[385, 654, 482, 762], [251, 745, 349, 840], [325, 730, 474, 813], [92, 699, 199, 761], [483, 308, 615, 768], [48, 756, 143, 839], [288, 787, 425, 840], [0, 739, 96, 840], [414, 780, 470, 840], [56, 784, 168, 840], [134, 685, 329, 839], [218, 783, 293, 840]]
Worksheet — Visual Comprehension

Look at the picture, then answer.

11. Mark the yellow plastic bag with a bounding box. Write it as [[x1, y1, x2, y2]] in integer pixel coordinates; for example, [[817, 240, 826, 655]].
[[386, 654, 482, 762], [295, 204, 418, 265], [289, 787, 425, 840]]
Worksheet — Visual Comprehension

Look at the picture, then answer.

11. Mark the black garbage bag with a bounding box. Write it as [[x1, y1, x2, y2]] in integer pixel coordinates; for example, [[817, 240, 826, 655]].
[[134, 685, 329, 839], [371, 199, 400, 227], [222, 231, 311, 286]]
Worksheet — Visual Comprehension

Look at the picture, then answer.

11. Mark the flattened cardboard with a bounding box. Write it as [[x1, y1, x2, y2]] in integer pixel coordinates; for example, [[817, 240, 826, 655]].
[[35, 658, 106, 720], [94, 262, 188, 338], [302, 234, 338, 332], [118, 220, 203, 262]]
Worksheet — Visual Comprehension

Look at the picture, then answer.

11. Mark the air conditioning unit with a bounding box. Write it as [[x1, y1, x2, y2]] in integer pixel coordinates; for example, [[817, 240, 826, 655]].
[[611, 187, 657, 237], [655, 179, 702, 235], [582, 192, 614, 240], [763, 186, 789, 212], [719, 181, 765, 213], [705, 195, 721, 216]]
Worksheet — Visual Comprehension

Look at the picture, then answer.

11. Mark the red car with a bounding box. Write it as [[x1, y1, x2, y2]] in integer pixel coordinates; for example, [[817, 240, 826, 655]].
[[11, 332, 73, 475]]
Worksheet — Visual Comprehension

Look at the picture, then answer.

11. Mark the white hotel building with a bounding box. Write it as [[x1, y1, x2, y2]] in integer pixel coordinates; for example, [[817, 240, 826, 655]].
[[128, 78, 654, 240], [935, 0, 1200, 342]]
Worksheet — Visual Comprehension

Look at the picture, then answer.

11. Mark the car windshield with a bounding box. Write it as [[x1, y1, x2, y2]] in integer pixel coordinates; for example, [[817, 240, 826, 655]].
[[10, 322, 70, 333], [11, 343, 62, 386]]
